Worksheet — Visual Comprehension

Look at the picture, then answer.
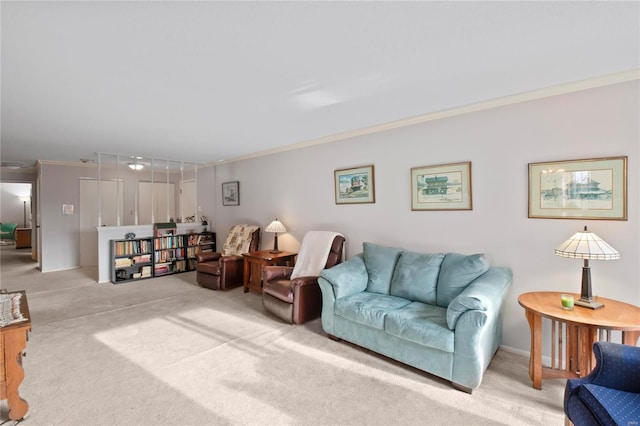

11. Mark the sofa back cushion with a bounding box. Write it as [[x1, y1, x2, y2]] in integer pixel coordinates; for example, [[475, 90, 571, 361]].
[[363, 242, 402, 294], [390, 251, 445, 304], [436, 253, 489, 307]]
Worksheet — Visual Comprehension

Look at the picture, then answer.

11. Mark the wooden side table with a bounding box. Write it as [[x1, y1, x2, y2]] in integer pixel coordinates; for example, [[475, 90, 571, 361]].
[[14, 228, 31, 249], [243, 250, 297, 293], [518, 291, 640, 390], [1, 291, 31, 420]]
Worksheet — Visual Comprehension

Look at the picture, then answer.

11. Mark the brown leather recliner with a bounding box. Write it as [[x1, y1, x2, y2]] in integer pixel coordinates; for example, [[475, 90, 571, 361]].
[[262, 232, 345, 324], [196, 225, 260, 291]]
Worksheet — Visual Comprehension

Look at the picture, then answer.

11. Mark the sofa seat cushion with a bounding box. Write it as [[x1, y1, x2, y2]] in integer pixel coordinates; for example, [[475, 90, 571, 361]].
[[385, 302, 453, 353], [578, 384, 640, 426], [390, 251, 444, 305], [197, 261, 221, 275], [363, 242, 402, 295], [335, 292, 411, 330]]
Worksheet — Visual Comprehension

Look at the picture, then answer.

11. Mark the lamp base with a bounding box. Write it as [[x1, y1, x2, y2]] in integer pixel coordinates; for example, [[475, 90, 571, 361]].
[[575, 297, 604, 310], [269, 249, 282, 254]]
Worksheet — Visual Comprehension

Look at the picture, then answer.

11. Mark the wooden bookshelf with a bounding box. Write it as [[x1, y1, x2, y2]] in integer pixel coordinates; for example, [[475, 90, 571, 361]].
[[111, 237, 154, 284], [111, 231, 216, 283], [186, 231, 216, 270], [153, 234, 185, 277]]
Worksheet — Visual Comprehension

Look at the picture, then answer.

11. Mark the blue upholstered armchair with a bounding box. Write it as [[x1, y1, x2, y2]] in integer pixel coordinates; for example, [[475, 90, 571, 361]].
[[564, 341, 640, 426]]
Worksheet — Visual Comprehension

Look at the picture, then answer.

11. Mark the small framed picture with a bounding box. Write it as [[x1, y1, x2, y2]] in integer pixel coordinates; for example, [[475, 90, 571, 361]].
[[334, 165, 375, 204], [411, 162, 472, 211], [222, 181, 240, 206], [528, 156, 627, 220]]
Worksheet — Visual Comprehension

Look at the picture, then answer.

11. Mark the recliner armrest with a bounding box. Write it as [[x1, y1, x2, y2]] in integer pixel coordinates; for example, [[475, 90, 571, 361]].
[[219, 254, 243, 264], [197, 252, 222, 263], [291, 276, 319, 288], [264, 266, 294, 282]]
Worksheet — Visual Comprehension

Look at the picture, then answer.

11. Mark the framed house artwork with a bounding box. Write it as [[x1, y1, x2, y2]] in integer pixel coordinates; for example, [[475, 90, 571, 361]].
[[411, 162, 472, 211], [334, 165, 375, 204], [222, 181, 240, 206], [528, 156, 627, 220]]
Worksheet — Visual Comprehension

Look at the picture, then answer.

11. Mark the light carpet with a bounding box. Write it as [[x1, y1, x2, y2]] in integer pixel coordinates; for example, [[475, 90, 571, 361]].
[[0, 245, 565, 425]]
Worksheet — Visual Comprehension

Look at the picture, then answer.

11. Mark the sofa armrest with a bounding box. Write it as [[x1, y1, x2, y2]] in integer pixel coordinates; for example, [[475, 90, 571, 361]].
[[318, 254, 368, 300], [318, 254, 368, 335], [564, 342, 640, 423], [264, 266, 294, 282], [446, 267, 512, 330], [449, 268, 512, 390], [582, 342, 640, 393]]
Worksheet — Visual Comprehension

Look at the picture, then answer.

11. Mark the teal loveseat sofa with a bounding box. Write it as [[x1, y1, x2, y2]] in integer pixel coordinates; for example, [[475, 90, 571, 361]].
[[318, 242, 512, 393]]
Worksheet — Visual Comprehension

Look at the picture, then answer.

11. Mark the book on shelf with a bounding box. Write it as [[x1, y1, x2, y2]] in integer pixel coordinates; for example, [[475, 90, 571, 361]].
[[114, 239, 151, 256], [132, 254, 151, 264], [141, 266, 152, 277], [154, 263, 171, 275], [114, 258, 133, 267]]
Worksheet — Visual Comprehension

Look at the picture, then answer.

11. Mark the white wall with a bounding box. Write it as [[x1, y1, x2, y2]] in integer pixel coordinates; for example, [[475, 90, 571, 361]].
[[38, 162, 217, 273], [213, 80, 639, 354], [0, 182, 32, 226], [30, 80, 638, 354]]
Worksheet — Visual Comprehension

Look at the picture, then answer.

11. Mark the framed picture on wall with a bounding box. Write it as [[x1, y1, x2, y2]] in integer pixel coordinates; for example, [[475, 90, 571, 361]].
[[410, 162, 472, 211], [334, 165, 375, 204], [222, 181, 240, 206], [528, 156, 627, 220]]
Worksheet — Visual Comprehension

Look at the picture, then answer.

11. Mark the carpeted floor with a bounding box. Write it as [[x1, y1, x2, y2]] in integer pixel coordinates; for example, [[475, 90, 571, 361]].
[[0, 245, 565, 425]]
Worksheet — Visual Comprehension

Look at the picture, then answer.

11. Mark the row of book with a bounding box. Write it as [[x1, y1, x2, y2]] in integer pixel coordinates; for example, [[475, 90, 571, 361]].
[[187, 234, 214, 246], [114, 239, 152, 256], [114, 253, 152, 268], [154, 248, 185, 263], [186, 246, 214, 258], [154, 236, 185, 250], [154, 260, 187, 275]]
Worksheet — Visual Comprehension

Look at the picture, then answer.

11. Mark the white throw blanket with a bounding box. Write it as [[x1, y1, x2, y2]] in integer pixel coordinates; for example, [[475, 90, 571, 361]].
[[290, 231, 343, 279]]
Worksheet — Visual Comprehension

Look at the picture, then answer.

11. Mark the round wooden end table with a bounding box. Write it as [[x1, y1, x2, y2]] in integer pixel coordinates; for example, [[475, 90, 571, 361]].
[[518, 291, 640, 390]]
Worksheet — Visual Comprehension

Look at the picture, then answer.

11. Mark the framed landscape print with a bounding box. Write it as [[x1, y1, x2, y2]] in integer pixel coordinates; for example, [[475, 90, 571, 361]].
[[528, 156, 627, 220], [334, 165, 375, 204], [222, 181, 240, 206], [411, 162, 472, 211]]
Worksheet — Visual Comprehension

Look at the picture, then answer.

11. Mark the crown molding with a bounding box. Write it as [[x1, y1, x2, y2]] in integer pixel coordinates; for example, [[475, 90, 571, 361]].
[[211, 69, 639, 166]]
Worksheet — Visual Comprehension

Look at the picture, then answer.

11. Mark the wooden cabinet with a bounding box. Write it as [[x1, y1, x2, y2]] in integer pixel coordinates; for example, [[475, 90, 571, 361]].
[[1, 291, 31, 420], [111, 238, 154, 284], [14, 228, 31, 249]]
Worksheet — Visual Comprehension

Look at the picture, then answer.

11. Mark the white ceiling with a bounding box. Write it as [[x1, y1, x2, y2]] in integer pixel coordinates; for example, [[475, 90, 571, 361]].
[[1, 1, 639, 168]]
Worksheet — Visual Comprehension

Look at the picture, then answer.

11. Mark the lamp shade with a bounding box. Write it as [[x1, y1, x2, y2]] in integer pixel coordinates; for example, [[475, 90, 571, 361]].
[[555, 226, 620, 261], [265, 219, 286, 233]]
